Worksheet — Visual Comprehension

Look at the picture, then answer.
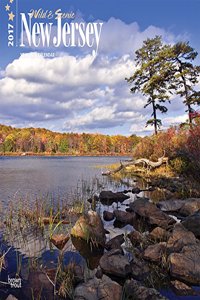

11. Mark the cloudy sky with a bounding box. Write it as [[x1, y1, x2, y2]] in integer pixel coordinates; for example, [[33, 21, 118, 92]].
[[0, 0, 200, 136]]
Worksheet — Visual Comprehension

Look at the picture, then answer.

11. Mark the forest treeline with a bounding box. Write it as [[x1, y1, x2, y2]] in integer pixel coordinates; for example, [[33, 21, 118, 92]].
[[0, 124, 140, 155]]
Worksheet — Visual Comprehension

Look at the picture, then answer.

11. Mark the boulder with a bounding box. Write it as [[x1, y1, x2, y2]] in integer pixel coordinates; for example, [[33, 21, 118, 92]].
[[66, 262, 84, 285], [157, 199, 186, 213], [71, 236, 104, 270], [71, 210, 106, 247], [158, 198, 200, 217], [6, 296, 18, 300], [105, 234, 124, 251], [99, 191, 129, 205], [74, 275, 122, 300], [130, 198, 176, 229], [123, 279, 168, 300], [182, 211, 200, 238], [171, 280, 197, 296], [143, 242, 167, 263], [103, 211, 114, 221], [128, 230, 143, 246], [179, 198, 200, 216], [169, 244, 200, 285], [99, 249, 131, 278], [50, 234, 70, 250], [167, 223, 197, 253], [132, 187, 141, 194], [130, 256, 150, 280], [113, 210, 135, 226], [150, 227, 169, 241]]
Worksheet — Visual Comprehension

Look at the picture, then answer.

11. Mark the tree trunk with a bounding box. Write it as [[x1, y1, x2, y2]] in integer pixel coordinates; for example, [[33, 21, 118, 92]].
[[152, 100, 158, 135]]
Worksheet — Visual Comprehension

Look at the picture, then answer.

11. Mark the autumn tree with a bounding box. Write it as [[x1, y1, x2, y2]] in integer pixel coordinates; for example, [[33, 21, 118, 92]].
[[126, 36, 172, 134]]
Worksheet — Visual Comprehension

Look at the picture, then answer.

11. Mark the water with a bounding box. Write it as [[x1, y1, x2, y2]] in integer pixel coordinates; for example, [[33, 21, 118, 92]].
[[0, 156, 132, 299], [0, 156, 198, 300], [0, 156, 127, 205]]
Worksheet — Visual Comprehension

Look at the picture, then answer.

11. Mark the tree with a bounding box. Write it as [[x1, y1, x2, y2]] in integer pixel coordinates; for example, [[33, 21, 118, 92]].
[[126, 36, 172, 134], [168, 42, 200, 124]]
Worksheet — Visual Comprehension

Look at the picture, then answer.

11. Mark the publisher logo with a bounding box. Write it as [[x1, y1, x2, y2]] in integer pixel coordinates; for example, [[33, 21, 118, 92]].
[[8, 275, 22, 288]]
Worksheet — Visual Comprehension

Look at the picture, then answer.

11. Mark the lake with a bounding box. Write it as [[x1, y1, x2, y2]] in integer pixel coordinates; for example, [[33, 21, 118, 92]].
[[0, 156, 127, 206], [0, 156, 134, 299]]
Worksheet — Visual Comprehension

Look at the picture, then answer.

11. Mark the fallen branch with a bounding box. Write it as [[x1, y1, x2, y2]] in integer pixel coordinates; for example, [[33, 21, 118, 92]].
[[102, 152, 168, 175]]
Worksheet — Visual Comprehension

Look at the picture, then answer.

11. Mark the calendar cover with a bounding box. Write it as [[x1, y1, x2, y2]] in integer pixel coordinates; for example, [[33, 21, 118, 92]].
[[0, 0, 200, 299]]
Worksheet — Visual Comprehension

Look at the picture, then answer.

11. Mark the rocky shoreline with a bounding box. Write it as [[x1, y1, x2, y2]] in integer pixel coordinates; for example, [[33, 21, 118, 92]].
[[69, 190, 200, 300]]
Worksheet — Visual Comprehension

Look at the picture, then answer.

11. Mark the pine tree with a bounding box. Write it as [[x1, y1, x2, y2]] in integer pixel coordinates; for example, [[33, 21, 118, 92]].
[[169, 42, 200, 124], [126, 36, 171, 134]]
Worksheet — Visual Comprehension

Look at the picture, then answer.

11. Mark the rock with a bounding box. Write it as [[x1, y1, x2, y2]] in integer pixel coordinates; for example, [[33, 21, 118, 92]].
[[150, 227, 169, 241], [105, 234, 124, 251], [132, 187, 141, 194], [71, 210, 106, 247], [169, 244, 200, 285], [130, 256, 150, 280], [113, 210, 135, 226], [103, 210, 114, 221], [158, 198, 200, 217], [128, 230, 143, 246], [167, 223, 197, 253], [179, 198, 200, 216], [74, 275, 122, 300], [123, 279, 168, 300], [143, 242, 167, 263], [182, 211, 200, 238], [66, 262, 84, 285], [99, 191, 130, 205], [171, 280, 197, 296], [22, 270, 54, 300], [71, 236, 104, 270], [99, 249, 131, 278], [95, 266, 103, 279], [50, 234, 70, 250], [130, 198, 176, 229], [157, 199, 186, 213], [6, 296, 18, 300]]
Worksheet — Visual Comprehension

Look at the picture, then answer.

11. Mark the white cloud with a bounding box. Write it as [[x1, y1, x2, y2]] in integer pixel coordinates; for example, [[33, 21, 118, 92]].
[[0, 17, 189, 135]]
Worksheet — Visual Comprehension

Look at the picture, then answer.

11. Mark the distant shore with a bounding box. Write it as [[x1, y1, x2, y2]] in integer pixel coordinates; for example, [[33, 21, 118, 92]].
[[0, 152, 132, 157]]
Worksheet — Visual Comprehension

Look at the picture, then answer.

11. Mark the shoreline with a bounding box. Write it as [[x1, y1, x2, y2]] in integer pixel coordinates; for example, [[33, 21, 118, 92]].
[[0, 152, 132, 157]]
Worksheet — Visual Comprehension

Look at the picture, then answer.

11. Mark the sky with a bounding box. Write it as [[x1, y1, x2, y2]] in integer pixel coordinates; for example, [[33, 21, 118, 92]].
[[0, 0, 200, 136]]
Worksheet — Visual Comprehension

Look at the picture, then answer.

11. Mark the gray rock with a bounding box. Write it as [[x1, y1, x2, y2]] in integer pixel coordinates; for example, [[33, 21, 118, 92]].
[[105, 234, 124, 251], [99, 191, 130, 205], [167, 223, 197, 253], [130, 198, 176, 229], [130, 256, 150, 280], [99, 249, 131, 278], [6, 296, 18, 300], [169, 244, 200, 285], [123, 279, 168, 300], [114, 210, 135, 225], [158, 198, 200, 217], [103, 211, 114, 221], [74, 275, 122, 300], [182, 211, 200, 238], [157, 199, 186, 213]]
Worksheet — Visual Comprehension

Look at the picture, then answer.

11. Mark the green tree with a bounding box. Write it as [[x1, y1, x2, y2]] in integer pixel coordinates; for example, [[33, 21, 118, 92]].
[[126, 36, 172, 134], [168, 42, 200, 124]]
